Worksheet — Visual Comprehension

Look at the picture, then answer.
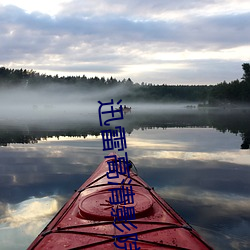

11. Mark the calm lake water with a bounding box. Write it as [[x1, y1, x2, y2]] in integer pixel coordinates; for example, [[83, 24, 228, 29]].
[[0, 104, 250, 249]]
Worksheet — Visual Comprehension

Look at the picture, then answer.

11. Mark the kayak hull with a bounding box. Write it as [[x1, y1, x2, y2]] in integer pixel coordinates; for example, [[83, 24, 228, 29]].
[[28, 153, 213, 249]]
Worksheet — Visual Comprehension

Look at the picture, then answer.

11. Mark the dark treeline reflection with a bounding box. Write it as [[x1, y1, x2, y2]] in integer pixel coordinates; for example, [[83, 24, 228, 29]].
[[1, 108, 250, 149]]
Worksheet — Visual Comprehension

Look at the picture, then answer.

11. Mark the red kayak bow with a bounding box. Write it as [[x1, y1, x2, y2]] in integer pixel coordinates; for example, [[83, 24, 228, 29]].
[[28, 153, 213, 249]]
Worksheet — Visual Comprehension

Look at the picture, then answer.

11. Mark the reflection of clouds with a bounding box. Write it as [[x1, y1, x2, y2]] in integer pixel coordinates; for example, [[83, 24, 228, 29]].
[[0, 202, 7, 218], [194, 224, 250, 250], [3, 140, 104, 177], [126, 128, 249, 166], [127, 127, 243, 152], [0, 128, 248, 249], [128, 139, 185, 150], [0, 196, 62, 250], [0, 141, 105, 204], [127, 149, 250, 169], [157, 186, 250, 216], [157, 186, 250, 249], [43, 135, 102, 142], [154, 150, 250, 166], [0, 196, 59, 230]]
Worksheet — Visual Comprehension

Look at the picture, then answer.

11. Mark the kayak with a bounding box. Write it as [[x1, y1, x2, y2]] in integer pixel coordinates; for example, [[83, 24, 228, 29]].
[[28, 152, 213, 249]]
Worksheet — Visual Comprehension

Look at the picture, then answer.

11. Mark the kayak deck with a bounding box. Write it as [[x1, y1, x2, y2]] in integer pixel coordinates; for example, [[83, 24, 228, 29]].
[[28, 153, 213, 249]]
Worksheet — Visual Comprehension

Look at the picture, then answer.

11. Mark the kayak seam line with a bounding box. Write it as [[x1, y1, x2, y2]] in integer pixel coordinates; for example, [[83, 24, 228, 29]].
[[49, 228, 192, 250], [56, 221, 182, 230], [49, 225, 191, 238]]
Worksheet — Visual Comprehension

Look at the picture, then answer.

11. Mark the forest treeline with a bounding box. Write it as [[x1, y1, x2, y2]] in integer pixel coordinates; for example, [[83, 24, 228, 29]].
[[0, 63, 249, 104]]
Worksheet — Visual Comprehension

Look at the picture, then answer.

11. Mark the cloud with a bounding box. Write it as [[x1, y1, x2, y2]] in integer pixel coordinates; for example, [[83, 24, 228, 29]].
[[58, 0, 244, 19], [9, 6, 248, 49], [0, 196, 62, 249], [157, 186, 250, 216], [0, 1, 250, 84], [0, 196, 59, 228]]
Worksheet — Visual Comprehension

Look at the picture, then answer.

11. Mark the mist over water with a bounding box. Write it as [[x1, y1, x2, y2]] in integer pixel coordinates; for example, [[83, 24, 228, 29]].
[[0, 84, 198, 125], [1, 83, 250, 148], [0, 85, 96, 122], [0, 84, 250, 249]]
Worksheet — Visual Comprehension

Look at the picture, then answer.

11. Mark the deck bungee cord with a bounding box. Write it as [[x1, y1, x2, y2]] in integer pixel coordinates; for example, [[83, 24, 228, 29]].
[[28, 154, 213, 249]]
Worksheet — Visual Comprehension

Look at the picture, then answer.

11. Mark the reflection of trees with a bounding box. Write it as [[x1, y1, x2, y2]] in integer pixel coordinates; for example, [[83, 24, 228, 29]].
[[0, 133, 38, 146], [0, 109, 250, 149], [0, 123, 102, 146], [241, 133, 250, 149]]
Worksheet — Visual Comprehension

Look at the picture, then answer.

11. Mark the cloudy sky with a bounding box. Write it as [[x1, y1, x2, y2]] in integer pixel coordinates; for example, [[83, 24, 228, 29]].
[[0, 0, 250, 85]]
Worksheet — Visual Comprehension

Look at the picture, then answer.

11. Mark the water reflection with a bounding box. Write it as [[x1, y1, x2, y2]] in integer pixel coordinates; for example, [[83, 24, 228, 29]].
[[0, 108, 250, 249], [0, 107, 250, 149], [0, 196, 59, 228], [0, 196, 62, 250], [126, 128, 250, 249]]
